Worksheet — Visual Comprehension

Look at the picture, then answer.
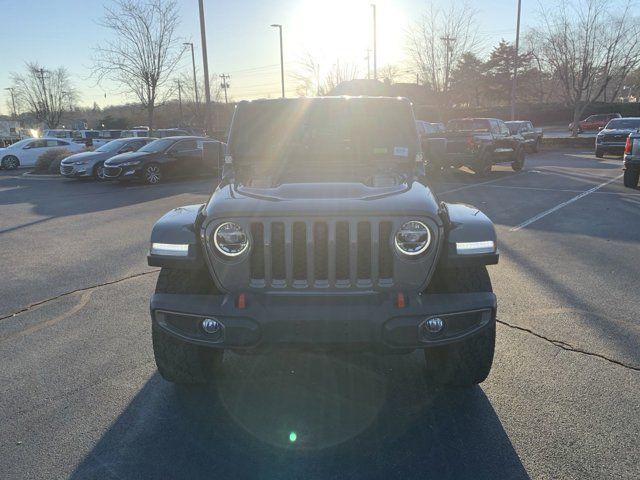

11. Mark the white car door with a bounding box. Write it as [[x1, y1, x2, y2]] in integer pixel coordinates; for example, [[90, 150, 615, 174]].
[[20, 139, 48, 167]]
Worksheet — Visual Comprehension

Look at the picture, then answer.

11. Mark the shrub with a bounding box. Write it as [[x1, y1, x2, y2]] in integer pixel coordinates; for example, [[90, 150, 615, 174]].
[[34, 148, 72, 174]]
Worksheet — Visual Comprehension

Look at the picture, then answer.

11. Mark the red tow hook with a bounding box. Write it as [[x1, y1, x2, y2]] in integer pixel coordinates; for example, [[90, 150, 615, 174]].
[[236, 293, 247, 309], [396, 292, 407, 309]]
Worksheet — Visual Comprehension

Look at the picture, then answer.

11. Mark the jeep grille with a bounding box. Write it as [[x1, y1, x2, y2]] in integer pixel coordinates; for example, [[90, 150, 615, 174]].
[[246, 220, 394, 289]]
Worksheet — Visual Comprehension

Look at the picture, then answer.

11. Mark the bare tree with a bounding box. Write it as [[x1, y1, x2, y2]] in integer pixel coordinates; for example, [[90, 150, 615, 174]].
[[292, 54, 359, 96], [407, 1, 481, 106], [9, 62, 78, 128], [92, 0, 184, 133], [532, 0, 640, 135], [378, 64, 402, 84]]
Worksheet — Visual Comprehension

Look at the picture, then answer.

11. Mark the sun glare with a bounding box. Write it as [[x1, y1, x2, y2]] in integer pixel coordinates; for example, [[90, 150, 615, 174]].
[[290, 0, 406, 72]]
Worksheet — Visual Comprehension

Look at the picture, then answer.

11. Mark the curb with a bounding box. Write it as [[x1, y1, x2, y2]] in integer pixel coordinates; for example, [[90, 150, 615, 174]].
[[21, 172, 66, 180]]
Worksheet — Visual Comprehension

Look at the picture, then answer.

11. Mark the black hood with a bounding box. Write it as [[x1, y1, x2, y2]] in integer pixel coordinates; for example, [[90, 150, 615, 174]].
[[204, 180, 441, 219]]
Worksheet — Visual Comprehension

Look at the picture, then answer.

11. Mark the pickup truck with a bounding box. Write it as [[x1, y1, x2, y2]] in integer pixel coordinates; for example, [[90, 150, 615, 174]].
[[424, 118, 526, 176], [505, 120, 543, 152]]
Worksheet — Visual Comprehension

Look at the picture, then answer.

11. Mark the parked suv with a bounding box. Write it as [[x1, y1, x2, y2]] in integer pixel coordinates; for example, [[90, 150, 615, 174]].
[[595, 117, 640, 158], [146, 97, 499, 388], [569, 113, 621, 133]]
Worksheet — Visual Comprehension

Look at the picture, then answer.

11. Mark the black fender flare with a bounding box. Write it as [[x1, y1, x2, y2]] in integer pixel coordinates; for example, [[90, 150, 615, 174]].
[[147, 204, 206, 269], [440, 202, 499, 267]]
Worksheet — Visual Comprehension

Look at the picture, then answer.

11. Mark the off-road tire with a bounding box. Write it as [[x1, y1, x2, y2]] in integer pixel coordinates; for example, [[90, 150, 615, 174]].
[[152, 268, 222, 384], [1, 155, 19, 170], [531, 138, 540, 153], [595, 149, 604, 159], [471, 152, 492, 177], [623, 168, 639, 188], [424, 266, 496, 387], [511, 148, 525, 171]]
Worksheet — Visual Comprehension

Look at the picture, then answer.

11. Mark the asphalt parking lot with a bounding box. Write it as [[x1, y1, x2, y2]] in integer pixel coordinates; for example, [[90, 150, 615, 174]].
[[1, 149, 639, 479]]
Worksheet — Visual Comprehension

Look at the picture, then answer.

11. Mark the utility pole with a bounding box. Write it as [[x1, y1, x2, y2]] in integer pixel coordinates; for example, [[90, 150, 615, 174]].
[[371, 4, 377, 81], [176, 80, 184, 125], [440, 36, 456, 102], [366, 49, 371, 80], [4, 87, 17, 119], [510, 0, 522, 121], [220, 74, 230, 104], [271, 24, 285, 98], [198, 0, 213, 136], [183, 42, 200, 123]]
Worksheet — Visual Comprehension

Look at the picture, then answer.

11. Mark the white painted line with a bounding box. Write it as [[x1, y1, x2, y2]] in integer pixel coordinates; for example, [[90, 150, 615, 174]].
[[510, 174, 624, 232], [439, 172, 524, 195]]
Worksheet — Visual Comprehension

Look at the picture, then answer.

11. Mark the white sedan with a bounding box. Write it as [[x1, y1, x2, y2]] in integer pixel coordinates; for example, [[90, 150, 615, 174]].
[[0, 137, 85, 169]]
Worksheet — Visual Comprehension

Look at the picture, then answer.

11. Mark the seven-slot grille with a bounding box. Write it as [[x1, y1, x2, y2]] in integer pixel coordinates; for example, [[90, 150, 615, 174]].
[[248, 220, 395, 289]]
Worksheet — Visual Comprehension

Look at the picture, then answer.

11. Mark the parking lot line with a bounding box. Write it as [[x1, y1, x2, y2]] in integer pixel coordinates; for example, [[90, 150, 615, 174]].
[[509, 174, 624, 231], [463, 183, 640, 195]]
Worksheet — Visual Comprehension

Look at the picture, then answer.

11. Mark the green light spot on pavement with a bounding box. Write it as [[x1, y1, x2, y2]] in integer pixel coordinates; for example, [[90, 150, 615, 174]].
[[289, 432, 297, 442]]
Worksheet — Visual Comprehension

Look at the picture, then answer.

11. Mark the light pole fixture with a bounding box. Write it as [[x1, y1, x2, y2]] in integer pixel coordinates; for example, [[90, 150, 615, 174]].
[[510, 0, 522, 120], [183, 42, 200, 120], [271, 24, 285, 98]]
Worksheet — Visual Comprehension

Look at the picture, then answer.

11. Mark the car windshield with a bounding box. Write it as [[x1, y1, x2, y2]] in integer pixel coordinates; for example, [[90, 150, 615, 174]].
[[505, 122, 524, 134], [95, 139, 129, 152], [447, 119, 491, 132], [138, 138, 177, 153], [230, 98, 417, 170], [605, 119, 640, 130]]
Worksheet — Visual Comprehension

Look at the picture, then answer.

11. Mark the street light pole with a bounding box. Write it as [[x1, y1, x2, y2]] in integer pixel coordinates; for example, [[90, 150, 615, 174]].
[[176, 80, 184, 125], [198, 0, 213, 136], [271, 24, 285, 98], [4, 87, 17, 120], [371, 4, 377, 81], [510, 0, 522, 121], [183, 42, 200, 121]]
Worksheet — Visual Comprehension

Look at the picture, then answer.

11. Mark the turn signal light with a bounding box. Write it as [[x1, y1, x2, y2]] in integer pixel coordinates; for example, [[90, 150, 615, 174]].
[[625, 136, 632, 155]]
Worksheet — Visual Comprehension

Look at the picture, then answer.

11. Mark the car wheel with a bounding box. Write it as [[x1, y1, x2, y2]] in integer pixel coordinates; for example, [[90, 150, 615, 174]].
[[152, 268, 223, 385], [595, 149, 604, 159], [1, 155, 19, 170], [623, 168, 639, 188], [424, 266, 495, 387], [143, 163, 162, 184], [511, 148, 525, 171], [94, 162, 106, 181]]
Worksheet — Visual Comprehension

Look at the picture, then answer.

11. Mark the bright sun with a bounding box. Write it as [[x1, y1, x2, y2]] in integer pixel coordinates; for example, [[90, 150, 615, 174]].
[[289, 0, 407, 73]]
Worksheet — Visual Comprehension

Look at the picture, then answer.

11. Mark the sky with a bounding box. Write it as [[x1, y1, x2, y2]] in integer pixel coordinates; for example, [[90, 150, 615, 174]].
[[0, 0, 541, 112]]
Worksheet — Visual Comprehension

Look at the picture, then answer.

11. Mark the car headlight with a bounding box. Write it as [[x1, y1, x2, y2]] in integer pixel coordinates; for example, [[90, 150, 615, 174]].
[[213, 222, 250, 257], [74, 160, 88, 165], [119, 160, 141, 167], [394, 221, 431, 256]]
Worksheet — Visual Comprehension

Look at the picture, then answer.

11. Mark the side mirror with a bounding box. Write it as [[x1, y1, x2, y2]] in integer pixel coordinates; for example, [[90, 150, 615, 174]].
[[598, 126, 604, 131]]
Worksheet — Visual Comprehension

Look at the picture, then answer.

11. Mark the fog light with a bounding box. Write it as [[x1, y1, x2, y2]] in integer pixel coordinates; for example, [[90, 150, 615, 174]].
[[419, 317, 445, 341], [425, 317, 444, 333], [201, 318, 224, 340]]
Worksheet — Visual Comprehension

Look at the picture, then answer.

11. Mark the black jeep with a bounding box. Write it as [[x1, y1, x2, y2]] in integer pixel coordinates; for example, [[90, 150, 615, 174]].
[[147, 97, 499, 387]]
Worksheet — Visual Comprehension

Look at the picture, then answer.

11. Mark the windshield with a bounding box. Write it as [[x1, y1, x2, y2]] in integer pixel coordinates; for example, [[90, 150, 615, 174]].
[[447, 119, 491, 132], [506, 122, 524, 134], [95, 139, 129, 152], [605, 119, 640, 130], [230, 99, 417, 171], [138, 138, 176, 153]]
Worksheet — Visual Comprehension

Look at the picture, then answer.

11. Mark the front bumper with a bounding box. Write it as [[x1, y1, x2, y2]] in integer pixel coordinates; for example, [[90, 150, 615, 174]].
[[60, 164, 93, 177], [150, 291, 496, 351], [596, 143, 625, 154], [103, 165, 142, 180]]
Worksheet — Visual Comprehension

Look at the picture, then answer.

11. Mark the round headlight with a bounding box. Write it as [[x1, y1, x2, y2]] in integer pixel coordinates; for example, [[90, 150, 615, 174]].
[[213, 222, 249, 257], [394, 221, 431, 256]]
